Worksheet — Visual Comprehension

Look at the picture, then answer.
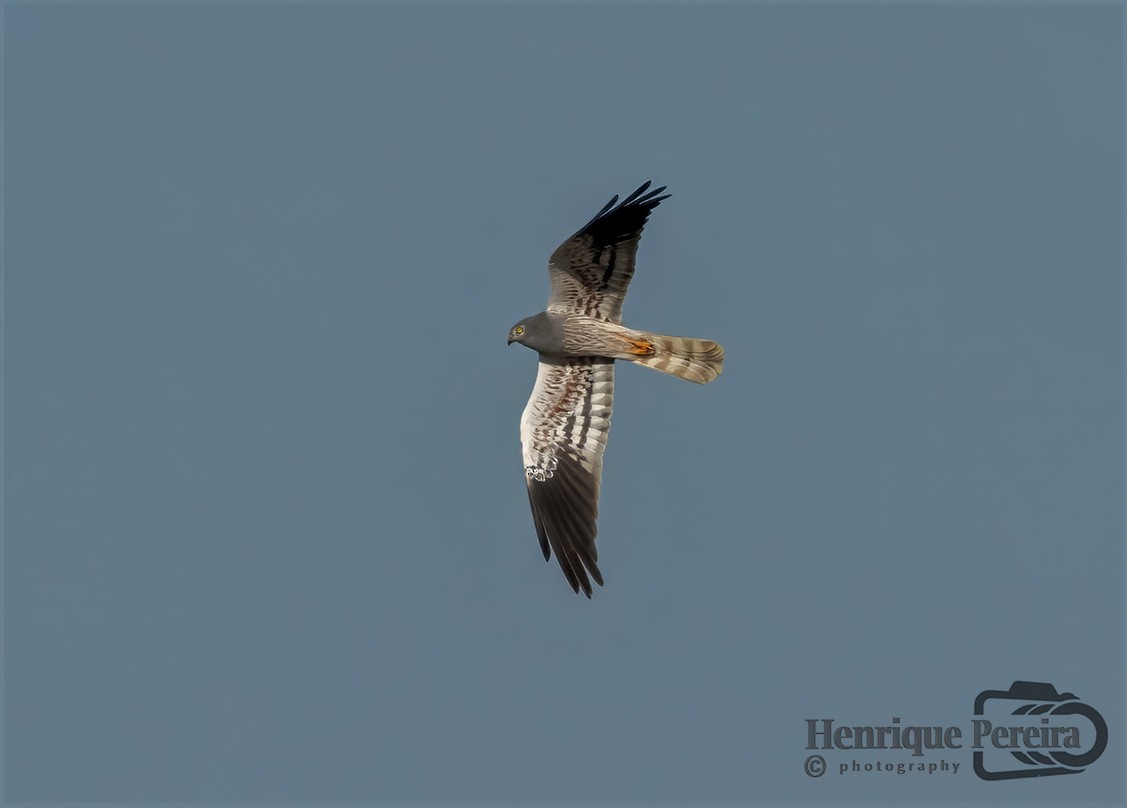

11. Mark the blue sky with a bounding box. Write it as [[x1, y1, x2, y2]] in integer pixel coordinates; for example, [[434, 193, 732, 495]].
[[4, 3, 1123, 804]]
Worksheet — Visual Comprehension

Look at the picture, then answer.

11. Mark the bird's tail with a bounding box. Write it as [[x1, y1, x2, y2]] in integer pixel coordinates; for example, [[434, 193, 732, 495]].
[[625, 332, 724, 384]]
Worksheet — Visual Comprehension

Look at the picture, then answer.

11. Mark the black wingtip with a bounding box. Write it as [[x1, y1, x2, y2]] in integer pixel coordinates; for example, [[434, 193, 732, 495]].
[[523, 429, 606, 599], [621, 180, 652, 205], [570, 181, 672, 241], [592, 194, 619, 221]]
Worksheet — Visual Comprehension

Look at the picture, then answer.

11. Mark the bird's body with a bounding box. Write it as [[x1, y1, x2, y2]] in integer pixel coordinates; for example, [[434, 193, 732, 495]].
[[508, 182, 723, 596]]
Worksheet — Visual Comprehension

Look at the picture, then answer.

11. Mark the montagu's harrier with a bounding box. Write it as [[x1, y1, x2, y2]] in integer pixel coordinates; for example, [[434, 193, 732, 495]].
[[508, 182, 724, 597]]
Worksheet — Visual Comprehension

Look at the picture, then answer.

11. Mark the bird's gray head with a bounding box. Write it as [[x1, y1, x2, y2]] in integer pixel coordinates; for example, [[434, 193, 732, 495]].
[[507, 319, 530, 346], [506, 311, 564, 355]]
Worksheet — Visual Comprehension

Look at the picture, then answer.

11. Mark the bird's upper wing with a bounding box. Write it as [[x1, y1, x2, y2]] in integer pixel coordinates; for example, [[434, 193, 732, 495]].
[[520, 356, 615, 596], [546, 181, 670, 324]]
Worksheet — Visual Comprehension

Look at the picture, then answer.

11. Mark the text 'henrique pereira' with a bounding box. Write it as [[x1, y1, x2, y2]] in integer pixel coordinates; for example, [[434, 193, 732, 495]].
[[807, 717, 1082, 757]]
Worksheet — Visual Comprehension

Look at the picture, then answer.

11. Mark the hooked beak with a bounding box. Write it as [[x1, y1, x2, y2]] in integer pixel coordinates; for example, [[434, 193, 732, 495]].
[[507, 334, 515, 345]]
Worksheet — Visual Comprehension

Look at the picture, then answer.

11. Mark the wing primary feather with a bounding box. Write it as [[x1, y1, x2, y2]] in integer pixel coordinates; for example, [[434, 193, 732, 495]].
[[577, 194, 620, 232], [554, 545, 583, 595], [620, 180, 652, 206], [636, 187, 669, 206], [523, 454, 604, 596], [539, 477, 592, 595], [547, 511, 589, 595], [532, 483, 581, 590], [527, 473, 596, 596], [525, 482, 551, 561], [551, 492, 594, 568]]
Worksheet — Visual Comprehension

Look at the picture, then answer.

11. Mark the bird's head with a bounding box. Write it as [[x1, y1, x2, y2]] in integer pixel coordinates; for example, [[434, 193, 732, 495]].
[[507, 312, 560, 352], [507, 321, 528, 345]]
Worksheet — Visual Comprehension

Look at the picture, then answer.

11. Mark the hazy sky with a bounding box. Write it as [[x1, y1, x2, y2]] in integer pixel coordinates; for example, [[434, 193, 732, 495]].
[[4, 3, 1122, 805]]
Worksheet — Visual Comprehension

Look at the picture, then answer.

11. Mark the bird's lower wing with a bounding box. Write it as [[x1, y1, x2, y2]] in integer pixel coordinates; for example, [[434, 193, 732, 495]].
[[520, 357, 614, 596]]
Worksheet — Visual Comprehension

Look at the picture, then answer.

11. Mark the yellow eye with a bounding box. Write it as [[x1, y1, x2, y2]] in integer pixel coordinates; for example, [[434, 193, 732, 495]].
[[514, 326, 524, 335]]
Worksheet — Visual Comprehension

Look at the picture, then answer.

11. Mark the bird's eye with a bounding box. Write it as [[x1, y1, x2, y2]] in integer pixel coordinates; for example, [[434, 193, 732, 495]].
[[514, 326, 524, 335]]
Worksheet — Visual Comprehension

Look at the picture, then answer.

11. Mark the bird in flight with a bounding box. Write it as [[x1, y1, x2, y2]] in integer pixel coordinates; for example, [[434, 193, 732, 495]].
[[508, 182, 724, 597]]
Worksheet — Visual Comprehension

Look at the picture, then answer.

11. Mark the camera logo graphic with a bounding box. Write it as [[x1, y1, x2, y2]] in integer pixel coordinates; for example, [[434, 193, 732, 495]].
[[973, 681, 1108, 781]]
